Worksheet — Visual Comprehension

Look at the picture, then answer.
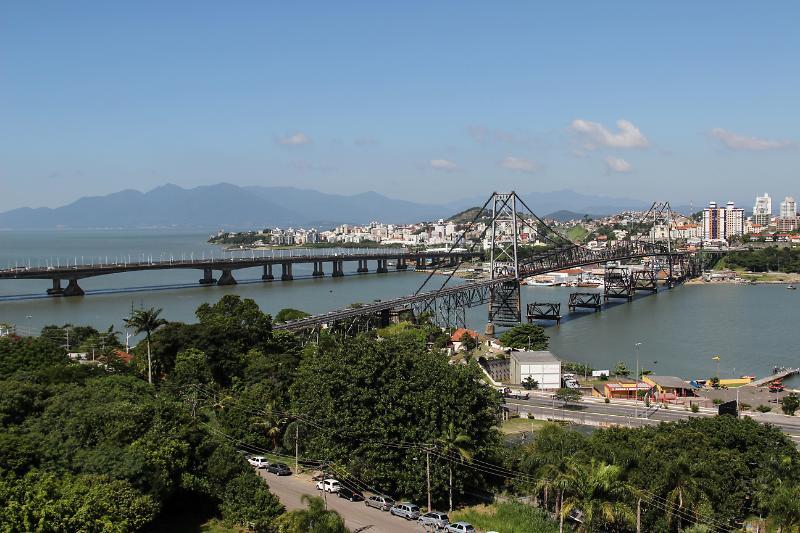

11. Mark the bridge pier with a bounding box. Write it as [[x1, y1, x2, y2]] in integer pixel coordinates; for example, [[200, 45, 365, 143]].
[[63, 278, 85, 297], [199, 268, 217, 285], [415, 258, 425, 270], [312, 261, 324, 277], [47, 278, 64, 296], [281, 263, 293, 281], [357, 259, 369, 273], [262, 264, 274, 281], [376, 259, 388, 273], [217, 269, 237, 286], [332, 260, 344, 277], [396, 258, 408, 270]]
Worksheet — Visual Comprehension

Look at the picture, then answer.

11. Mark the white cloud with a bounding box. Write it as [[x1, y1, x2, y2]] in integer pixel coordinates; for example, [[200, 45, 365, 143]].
[[570, 119, 649, 149], [710, 128, 795, 151], [501, 156, 539, 174], [467, 125, 532, 146], [605, 155, 633, 173], [276, 132, 311, 146], [430, 159, 458, 171]]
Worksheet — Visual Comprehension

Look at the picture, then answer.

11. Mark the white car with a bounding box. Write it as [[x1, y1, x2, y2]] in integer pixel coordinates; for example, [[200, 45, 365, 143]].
[[445, 522, 475, 533], [247, 456, 269, 469], [316, 478, 341, 493]]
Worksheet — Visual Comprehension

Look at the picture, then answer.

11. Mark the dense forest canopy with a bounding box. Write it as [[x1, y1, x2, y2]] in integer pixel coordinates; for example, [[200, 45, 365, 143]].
[[1, 294, 798, 531]]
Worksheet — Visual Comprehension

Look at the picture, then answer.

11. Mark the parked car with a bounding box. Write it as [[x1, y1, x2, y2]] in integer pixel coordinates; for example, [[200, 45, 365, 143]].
[[418, 511, 450, 530], [316, 479, 341, 493], [390, 502, 420, 520], [502, 387, 530, 400], [445, 522, 476, 532], [247, 456, 269, 469], [337, 485, 364, 502], [365, 494, 395, 511], [266, 463, 291, 476]]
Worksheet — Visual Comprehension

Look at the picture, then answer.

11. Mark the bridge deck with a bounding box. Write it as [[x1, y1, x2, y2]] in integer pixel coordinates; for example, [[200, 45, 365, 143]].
[[0, 250, 481, 280]]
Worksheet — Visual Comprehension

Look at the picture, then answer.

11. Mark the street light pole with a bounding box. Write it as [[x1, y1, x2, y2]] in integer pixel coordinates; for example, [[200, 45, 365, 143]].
[[426, 448, 432, 512]]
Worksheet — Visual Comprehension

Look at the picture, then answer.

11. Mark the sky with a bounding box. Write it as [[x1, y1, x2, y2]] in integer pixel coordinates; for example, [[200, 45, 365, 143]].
[[1, 1, 799, 212]]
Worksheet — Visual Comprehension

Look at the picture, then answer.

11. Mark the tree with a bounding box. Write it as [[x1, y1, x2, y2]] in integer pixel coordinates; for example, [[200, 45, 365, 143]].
[[613, 361, 631, 377], [554, 387, 582, 406], [523, 376, 539, 390], [663, 454, 712, 529], [499, 324, 549, 350], [274, 308, 311, 323], [709, 376, 720, 389], [124, 307, 167, 384], [781, 393, 800, 416], [275, 495, 348, 533], [221, 473, 284, 532], [436, 422, 474, 512], [768, 483, 800, 532], [559, 459, 634, 533], [459, 331, 478, 352]]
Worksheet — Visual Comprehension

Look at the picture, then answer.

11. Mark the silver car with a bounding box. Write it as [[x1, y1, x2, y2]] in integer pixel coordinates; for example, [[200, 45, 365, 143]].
[[445, 522, 475, 533], [418, 511, 450, 530], [365, 494, 395, 511], [390, 502, 420, 520]]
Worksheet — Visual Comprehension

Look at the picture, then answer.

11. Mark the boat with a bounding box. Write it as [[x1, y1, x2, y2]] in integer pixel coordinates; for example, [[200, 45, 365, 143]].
[[787, 284, 796, 290]]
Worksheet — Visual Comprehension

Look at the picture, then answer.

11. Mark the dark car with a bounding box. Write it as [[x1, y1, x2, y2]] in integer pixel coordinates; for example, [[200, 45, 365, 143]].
[[337, 484, 364, 502], [266, 463, 292, 476]]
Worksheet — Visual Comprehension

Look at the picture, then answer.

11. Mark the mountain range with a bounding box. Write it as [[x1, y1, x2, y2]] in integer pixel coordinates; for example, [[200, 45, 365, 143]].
[[0, 183, 659, 230]]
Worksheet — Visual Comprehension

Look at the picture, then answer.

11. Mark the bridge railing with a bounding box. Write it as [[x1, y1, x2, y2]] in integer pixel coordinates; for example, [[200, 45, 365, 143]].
[[1, 247, 476, 275]]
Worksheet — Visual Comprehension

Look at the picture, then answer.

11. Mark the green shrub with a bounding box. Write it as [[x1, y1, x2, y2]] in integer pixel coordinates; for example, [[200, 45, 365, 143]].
[[756, 405, 772, 413], [691, 403, 699, 413], [450, 502, 558, 533]]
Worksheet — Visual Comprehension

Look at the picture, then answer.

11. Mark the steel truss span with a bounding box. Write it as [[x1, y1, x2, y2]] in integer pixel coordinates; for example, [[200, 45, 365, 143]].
[[275, 192, 706, 333]]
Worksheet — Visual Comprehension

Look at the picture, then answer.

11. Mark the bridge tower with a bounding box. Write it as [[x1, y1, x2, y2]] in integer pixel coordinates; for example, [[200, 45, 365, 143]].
[[487, 192, 522, 334]]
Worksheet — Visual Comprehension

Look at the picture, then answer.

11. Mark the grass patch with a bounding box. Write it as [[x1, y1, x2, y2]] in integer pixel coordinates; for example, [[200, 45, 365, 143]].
[[567, 225, 589, 243], [450, 502, 558, 533], [499, 418, 553, 435]]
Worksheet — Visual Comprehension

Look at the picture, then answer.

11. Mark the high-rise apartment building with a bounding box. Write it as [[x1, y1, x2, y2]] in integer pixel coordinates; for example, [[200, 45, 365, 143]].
[[780, 196, 796, 219], [777, 196, 798, 232], [753, 192, 772, 226], [703, 201, 745, 241]]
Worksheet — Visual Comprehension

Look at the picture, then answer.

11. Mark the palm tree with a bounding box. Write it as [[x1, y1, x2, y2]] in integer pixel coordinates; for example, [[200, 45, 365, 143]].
[[436, 422, 474, 512], [663, 455, 712, 529], [560, 458, 635, 533], [277, 494, 348, 532], [254, 402, 287, 450], [124, 307, 167, 384]]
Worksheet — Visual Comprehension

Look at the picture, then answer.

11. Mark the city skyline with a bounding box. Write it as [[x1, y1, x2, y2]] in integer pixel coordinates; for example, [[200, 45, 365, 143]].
[[2, 2, 800, 212]]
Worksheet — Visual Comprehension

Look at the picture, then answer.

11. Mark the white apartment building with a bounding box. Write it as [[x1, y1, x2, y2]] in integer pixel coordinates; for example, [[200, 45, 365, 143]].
[[753, 192, 772, 226], [780, 196, 797, 219], [702, 201, 744, 241]]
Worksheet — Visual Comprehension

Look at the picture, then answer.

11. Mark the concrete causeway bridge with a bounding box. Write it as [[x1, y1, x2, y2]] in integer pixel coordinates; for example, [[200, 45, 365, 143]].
[[0, 249, 481, 297]]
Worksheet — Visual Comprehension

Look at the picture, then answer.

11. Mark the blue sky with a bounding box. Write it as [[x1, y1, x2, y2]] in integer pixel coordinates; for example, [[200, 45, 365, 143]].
[[1, 1, 799, 211]]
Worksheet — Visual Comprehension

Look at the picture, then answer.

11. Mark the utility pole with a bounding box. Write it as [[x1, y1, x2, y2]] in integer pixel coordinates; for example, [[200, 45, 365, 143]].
[[634, 342, 642, 420], [426, 447, 432, 512]]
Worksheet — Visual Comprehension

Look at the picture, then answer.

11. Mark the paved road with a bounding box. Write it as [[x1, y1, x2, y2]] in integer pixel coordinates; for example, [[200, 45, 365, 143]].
[[504, 393, 800, 443], [257, 469, 429, 533]]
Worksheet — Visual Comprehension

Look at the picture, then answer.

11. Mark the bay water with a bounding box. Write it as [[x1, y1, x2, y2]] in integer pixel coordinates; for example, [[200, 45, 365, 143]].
[[1, 229, 798, 385]]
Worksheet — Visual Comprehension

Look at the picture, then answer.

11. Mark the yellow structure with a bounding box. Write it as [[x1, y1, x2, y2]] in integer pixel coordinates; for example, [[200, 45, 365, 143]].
[[717, 377, 753, 387]]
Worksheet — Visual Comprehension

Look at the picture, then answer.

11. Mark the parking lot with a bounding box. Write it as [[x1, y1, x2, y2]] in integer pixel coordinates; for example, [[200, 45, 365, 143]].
[[256, 468, 431, 532]]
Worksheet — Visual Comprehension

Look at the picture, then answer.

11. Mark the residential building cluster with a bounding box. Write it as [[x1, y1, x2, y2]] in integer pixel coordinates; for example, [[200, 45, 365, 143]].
[[700, 192, 799, 243]]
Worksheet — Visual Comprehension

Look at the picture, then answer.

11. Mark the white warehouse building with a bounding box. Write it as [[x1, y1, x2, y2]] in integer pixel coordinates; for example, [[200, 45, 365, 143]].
[[510, 351, 562, 389]]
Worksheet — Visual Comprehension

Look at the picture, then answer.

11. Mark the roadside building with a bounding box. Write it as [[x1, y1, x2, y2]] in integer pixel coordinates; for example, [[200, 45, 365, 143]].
[[509, 350, 561, 389], [642, 375, 699, 401], [603, 381, 650, 400], [450, 328, 480, 352]]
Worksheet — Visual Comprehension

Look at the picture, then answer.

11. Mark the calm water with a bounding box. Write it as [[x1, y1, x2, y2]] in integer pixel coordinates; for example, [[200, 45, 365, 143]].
[[1, 230, 798, 384]]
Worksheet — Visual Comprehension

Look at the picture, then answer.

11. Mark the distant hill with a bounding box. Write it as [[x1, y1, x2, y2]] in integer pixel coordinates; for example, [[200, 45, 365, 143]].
[[543, 210, 603, 222], [0, 183, 447, 230], [0, 183, 658, 230], [446, 206, 491, 224]]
